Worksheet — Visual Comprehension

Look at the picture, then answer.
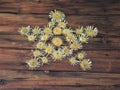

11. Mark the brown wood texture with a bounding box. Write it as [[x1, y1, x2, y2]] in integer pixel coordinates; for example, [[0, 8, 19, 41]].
[[0, 0, 120, 90]]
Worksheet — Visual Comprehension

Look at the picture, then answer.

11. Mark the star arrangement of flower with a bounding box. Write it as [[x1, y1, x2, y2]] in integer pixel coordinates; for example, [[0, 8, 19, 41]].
[[19, 10, 98, 71]]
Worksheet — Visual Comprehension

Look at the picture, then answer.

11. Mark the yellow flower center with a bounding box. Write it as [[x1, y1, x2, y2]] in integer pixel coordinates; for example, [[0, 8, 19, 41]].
[[80, 37, 87, 43], [32, 28, 40, 34], [66, 34, 75, 42], [44, 28, 52, 35], [58, 22, 66, 28], [63, 47, 70, 54], [45, 45, 53, 54], [48, 22, 55, 27], [41, 35, 48, 41], [27, 59, 39, 68], [63, 29, 71, 35], [76, 29, 82, 35], [53, 12, 61, 20], [53, 27, 62, 35], [71, 43, 79, 50], [28, 35, 35, 41], [86, 30, 94, 36], [77, 53, 84, 59], [52, 37, 62, 46], [42, 57, 48, 64], [80, 60, 91, 71], [36, 42, 44, 49], [53, 51, 62, 60], [69, 57, 77, 65], [21, 28, 29, 35], [33, 50, 41, 57]]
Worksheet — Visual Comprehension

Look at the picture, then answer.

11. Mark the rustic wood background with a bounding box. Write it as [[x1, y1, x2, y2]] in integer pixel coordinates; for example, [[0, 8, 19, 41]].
[[0, 0, 120, 90]]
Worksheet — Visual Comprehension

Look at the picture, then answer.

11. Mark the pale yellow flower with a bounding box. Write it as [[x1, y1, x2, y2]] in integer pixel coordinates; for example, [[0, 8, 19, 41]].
[[69, 57, 77, 65], [33, 50, 41, 57], [70, 41, 82, 51], [40, 34, 49, 41], [41, 57, 49, 64], [26, 59, 40, 70], [32, 27, 40, 35], [36, 42, 45, 49], [19, 26, 30, 35], [53, 27, 62, 35], [62, 28, 72, 35], [58, 21, 67, 28], [52, 37, 63, 47], [49, 10, 65, 22], [52, 50, 63, 60], [45, 44, 54, 54], [66, 34, 76, 42], [85, 26, 98, 37], [27, 35, 36, 42], [77, 51, 86, 59], [79, 35, 88, 43], [63, 46, 72, 55], [75, 27, 83, 35], [43, 27, 52, 35], [80, 59, 92, 71], [48, 21, 55, 27]]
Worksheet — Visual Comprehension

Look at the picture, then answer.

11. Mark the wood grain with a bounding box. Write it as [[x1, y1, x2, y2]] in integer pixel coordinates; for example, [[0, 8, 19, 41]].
[[0, 0, 120, 89], [0, 48, 119, 73], [0, 70, 120, 89]]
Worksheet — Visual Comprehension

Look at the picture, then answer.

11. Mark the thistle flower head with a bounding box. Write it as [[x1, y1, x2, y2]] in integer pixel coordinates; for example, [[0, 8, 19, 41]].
[[52, 37, 63, 47], [49, 10, 65, 22], [52, 49, 63, 60], [85, 26, 98, 37], [32, 26, 41, 35], [19, 26, 30, 35], [27, 35, 36, 42], [41, 57, 49, 64], [80, 59, 92, 71], [26, 59, 40, 70], [69, 57, 77, 65], [53, 27, 62, 35]]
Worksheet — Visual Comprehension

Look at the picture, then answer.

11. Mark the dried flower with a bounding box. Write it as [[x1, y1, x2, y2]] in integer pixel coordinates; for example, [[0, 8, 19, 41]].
[[48, 21, 55, 27], [49, 10, 65, 22], [52, 37, 63, 47], [27, 35, 36, 42], [69, 57, 77, 65], [58, 21, 67, 28], [36, 42, 45, 49], [33, 50, 41, 57], [32, 27, 41, 35], [41, 57, 49, 64], [45, 44, 54, 54], [77, 51, 86, 60], [53, 27, 62, 35], [85, 26, 98, 37], [80, 59, 92, 71], [52, 49, 63, 60], [19, 26, 30, 35], [79, 34, 89, 43], [26, 59, 40, 70], [75, 27, 83, 35], [43, 27, 52, 35]]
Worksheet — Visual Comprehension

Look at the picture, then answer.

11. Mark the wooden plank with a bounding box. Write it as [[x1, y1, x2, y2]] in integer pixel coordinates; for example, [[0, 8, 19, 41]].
[[0, 70, 120, 89], [0, 0, 119, 15], [0, 35, 119, 50], [0, 48, 119, 72], [1, 86, 120, 90], [0, 14, 119, 36]]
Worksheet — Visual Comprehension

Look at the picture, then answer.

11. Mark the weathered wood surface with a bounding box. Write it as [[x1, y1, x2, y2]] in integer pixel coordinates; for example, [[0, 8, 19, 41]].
[[0, 0, 120, 90]]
